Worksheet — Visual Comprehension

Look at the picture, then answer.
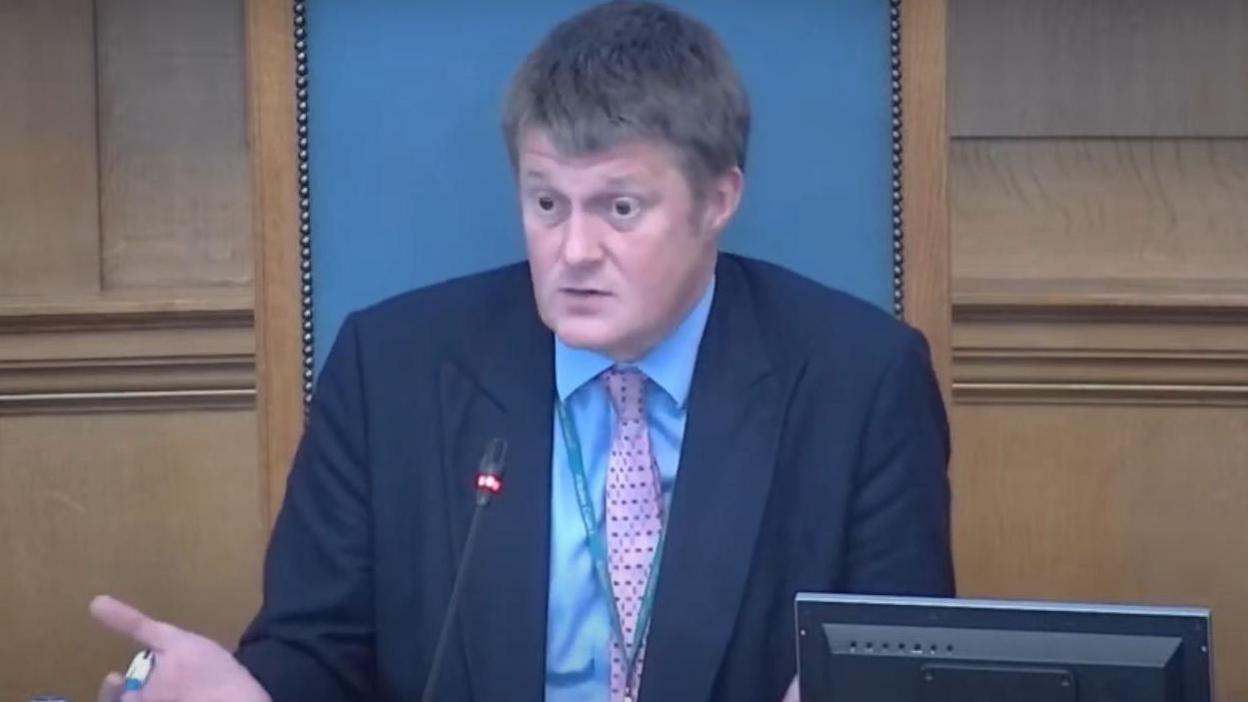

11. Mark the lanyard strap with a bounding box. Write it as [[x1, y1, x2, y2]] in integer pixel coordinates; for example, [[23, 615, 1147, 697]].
[[556, 399, 667, 695]]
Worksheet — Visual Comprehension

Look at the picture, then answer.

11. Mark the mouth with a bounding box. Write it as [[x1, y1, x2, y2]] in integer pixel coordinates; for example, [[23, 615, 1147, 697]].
[[560, 287, 611, 298]]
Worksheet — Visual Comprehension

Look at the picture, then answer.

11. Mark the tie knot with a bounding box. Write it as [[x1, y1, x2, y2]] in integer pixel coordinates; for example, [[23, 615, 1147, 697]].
[[602, 367, 647, 422]]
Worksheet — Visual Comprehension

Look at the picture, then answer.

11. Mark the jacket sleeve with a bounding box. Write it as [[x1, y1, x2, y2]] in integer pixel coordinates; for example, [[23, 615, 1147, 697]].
[[837, 327, 955, 596], [235, 312, 376, 702]]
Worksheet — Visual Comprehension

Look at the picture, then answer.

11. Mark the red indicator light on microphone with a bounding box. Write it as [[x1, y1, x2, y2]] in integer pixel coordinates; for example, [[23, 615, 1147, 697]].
[[476, 473, 503, 495]]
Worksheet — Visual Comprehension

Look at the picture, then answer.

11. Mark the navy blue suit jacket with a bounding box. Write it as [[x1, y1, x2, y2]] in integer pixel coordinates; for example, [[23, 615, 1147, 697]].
[[236, 253, 954, 702]]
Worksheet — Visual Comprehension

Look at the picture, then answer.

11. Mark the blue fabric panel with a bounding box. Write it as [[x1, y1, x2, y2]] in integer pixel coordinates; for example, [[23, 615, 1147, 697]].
[[308, 1, 891, 371]]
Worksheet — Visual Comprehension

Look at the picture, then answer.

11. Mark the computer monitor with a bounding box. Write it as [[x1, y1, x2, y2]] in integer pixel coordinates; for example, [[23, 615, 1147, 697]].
[[796, 593, 1213, 702]]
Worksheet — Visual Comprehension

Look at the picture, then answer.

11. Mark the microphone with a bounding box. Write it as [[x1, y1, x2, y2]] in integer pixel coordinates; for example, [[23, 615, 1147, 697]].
[[420, 437, 508, 702]]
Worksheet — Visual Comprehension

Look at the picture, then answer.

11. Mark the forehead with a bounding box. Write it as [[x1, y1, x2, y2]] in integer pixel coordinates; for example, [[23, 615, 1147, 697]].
[[517, 129, 682, 190]]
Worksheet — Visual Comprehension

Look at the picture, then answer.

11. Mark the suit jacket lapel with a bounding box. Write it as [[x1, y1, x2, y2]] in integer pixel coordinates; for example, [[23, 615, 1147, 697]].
[[438, 279, 553, 702], [640, 256, 798, 701]]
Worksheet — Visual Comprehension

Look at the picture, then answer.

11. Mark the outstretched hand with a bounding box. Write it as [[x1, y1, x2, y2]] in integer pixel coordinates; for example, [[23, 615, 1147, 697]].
[[89, 595, 270, 702]]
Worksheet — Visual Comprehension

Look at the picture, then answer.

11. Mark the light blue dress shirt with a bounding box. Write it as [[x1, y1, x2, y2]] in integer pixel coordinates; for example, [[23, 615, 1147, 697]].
[[545, 278, 716, 702]]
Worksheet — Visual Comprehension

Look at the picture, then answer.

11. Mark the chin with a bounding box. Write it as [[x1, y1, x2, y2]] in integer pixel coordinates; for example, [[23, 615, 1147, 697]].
[[554, 326, 611, 353], [550, 317, 616, 353]]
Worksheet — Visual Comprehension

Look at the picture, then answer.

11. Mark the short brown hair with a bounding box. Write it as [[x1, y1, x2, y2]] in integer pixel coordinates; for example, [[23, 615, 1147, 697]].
[[502, 1, 751, 193]]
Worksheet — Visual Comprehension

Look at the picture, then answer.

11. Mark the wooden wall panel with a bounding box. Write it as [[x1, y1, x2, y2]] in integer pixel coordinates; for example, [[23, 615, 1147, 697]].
[[901, 0, 952, 400], [0, 409, 264, 702], [97, 0, 253, 290], [0, 0, 101, 296], [952, 404, 1248, 693], [949, 1, 1247, 698], [954, 301, 1248, 406], [0, 2, 263, 699], [952, 139, 1248, 284], [248, 0, 303, 522], [951, 0, 1248, 137], [0, 291, 254, 411]]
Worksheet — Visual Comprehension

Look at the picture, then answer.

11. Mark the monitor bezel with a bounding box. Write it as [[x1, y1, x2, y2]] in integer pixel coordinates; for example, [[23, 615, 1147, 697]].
[[795, 592, 1213, 702]]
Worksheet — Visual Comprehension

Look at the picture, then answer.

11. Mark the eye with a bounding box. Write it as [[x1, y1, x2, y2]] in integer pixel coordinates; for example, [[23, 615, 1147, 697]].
[[610, 197, 642, 219], [531, 192, 567, 221]]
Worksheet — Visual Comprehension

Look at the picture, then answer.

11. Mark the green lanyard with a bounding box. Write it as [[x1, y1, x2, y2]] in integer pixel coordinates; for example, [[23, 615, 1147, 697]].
[[556, 399, 667, 701]]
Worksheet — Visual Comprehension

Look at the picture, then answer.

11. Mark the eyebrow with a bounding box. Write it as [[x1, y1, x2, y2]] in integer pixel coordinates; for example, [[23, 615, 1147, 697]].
[[604, 174, 646, 188], [518, 171, 652, 194]]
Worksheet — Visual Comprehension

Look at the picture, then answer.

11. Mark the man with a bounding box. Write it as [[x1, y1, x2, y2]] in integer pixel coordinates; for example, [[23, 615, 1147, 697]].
[[92, 2, 953, 701]]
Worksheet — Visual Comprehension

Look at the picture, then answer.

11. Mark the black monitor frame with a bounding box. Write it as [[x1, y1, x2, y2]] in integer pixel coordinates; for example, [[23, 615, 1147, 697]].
[[796, 593, 1213, 702]]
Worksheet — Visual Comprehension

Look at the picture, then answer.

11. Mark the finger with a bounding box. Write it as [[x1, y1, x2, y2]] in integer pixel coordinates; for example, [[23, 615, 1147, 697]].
[[96, 671, 124, 702], [89, 595, 172, 650]]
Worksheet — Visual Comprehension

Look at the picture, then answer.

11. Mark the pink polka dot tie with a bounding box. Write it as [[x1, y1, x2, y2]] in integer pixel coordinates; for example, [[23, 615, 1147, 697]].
[[603, 368, 663, 702]]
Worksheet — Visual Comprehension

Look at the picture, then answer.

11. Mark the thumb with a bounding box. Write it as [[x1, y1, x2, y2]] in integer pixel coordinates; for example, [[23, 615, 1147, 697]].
[[96, 671, 124, 702], [90, 595, 175, 651]]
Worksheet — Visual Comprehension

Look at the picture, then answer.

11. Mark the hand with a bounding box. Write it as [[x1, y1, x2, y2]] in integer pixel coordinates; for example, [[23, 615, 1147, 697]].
[[90, 595, 271, 702], [780, 675, 799, 702]]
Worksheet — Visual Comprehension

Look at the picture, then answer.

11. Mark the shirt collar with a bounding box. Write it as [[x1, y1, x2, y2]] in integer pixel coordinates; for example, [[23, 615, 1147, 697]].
[[555, 276, 716, 408]]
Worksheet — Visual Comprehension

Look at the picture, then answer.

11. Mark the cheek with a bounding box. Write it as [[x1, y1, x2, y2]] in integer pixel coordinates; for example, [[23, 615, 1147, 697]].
[[524, 227, 557, 267], [620, 227, 685, 293], [524, 244, 555, 297]]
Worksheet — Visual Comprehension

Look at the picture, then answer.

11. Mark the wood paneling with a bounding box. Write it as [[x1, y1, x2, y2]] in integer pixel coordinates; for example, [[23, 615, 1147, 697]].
[[954, 293, 1248, 406], [952, 404, 1248, 698], [0, 409, 264, 702], [950, 0, 1248, 137], [97, 0, 253, 290], [0, 0, 101, 296], [952, 139, 1248, 284], [901, 0, 952, 400], [954, 281, 1248, 350], [247, 0, 303, 523], [0, 3, 263, 699], [0, 291, 254, 412], [949, 2, 1248, 698]]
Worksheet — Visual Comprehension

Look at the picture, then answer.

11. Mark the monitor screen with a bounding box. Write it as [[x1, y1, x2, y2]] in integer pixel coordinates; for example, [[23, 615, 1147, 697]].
[[795, 593, 1213, 702]]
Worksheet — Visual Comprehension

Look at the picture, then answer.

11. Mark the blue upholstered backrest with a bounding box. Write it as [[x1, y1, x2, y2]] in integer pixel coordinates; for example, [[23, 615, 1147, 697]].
[[306, 1, 893, 370]]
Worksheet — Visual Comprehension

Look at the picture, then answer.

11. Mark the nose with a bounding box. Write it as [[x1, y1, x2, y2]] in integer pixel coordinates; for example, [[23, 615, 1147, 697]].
[[560, 209, 605, 267]]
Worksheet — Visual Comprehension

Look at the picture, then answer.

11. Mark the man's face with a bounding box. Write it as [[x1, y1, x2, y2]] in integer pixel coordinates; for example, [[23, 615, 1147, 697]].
[[518, 129, 735, 361]]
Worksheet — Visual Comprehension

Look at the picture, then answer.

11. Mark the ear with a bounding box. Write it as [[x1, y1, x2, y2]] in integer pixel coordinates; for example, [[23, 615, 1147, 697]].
[[699, 166, 745, 240]]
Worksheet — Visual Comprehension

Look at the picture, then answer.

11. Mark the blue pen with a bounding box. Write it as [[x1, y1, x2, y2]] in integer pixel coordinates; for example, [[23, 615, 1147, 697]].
[[123, 650, 156, 692]]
